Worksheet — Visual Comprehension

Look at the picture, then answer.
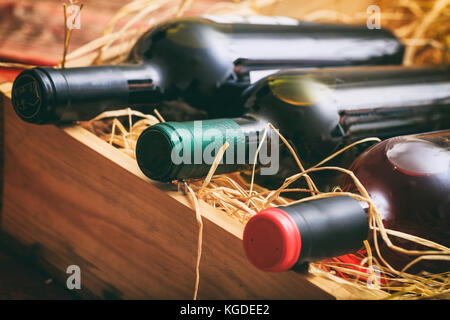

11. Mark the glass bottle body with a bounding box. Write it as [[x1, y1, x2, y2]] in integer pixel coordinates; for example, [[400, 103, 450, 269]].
[[11, 16, 405, 124], [340, 131, 450, 274]]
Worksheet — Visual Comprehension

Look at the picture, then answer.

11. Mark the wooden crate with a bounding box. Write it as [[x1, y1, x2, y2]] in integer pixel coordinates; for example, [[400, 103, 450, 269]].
[[0, 95, 378, 299]]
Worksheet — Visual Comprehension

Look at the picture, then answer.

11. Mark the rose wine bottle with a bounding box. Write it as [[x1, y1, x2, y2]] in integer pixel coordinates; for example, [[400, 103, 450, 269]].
[[11, 16, 404, 124], [242, 130, 450, 274], [340, 130, 450, 274], [135, 66, 450, 191]]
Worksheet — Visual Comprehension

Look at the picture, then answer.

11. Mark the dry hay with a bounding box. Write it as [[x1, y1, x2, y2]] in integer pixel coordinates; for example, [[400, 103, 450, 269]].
[[1, 0, 449, 300]]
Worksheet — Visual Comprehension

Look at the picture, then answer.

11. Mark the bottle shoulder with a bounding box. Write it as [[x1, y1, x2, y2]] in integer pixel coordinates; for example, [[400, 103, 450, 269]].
[[128, 18, 229, 61], [345, 133, 450, 221], [127, 18, 235, 110], [244, 74, 341, 131]]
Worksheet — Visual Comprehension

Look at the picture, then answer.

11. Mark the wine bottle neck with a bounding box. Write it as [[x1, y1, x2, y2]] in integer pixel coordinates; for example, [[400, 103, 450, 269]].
[[243, 195, 369, 271], [11, 64, 162, 124], [119, 63, 163, 104], [135, 116, 268, 182]]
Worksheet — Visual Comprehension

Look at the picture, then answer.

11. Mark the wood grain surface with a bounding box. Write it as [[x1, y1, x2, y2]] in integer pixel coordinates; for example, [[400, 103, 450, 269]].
[[0, 96, 340, 299], [0, 243, 78, 299], [0, 0, 377, 299], [0, 92, 75, 299]]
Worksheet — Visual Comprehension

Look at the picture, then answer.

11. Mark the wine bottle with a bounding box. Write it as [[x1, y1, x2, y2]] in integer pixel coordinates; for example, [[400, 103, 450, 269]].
[[340, 130, 450, 274], [11, 16, 405, 124], [135, 66, 450, 190], [243, 196, 369, 272], [243, 130, 450, 273]]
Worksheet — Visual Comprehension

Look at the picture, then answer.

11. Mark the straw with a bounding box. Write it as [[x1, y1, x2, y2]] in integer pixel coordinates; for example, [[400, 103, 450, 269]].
[[1, 0, 449, 300], [82, 102, 449, 299]]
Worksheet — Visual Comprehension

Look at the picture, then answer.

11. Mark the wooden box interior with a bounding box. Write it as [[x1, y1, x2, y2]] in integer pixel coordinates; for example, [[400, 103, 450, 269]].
[[1, 95, 380, 299]]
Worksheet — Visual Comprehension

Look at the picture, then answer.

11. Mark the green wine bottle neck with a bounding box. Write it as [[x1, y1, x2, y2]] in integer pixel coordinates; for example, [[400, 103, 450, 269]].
[[135, 117, 268, 182]]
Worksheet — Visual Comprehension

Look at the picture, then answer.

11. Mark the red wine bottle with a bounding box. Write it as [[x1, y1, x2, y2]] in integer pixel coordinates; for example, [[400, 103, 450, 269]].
[[11, 16, 404, 124], [135, 66, 450, 191], [243, 196, 369, 272], [340, 130, 450, 274], [243, 130, 450, 273]]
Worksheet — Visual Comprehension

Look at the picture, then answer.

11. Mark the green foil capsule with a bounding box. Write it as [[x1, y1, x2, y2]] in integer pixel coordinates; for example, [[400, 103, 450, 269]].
[[136, 118, 265, 182]]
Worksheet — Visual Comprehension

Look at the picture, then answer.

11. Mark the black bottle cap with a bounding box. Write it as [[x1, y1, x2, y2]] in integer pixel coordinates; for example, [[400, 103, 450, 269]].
[[11, 68, 59, 124]]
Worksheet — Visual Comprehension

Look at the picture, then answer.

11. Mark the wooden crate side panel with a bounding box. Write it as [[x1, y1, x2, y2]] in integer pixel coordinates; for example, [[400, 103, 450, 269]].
[[1, 98, 334, 299]]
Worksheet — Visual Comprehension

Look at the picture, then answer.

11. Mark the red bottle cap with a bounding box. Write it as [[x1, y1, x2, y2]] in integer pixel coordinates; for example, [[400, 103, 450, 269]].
[[243, 207, 301, 272]]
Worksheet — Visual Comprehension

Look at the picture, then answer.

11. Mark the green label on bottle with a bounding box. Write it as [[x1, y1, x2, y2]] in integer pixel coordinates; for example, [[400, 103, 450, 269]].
[[144, 119, 249, 181]]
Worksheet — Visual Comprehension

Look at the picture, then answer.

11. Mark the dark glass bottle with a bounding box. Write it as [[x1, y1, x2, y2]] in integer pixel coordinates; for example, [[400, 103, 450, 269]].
[[135, 66, 450, 191], [243, 196, 369, 272], [11, 16, 404, 124], [243, 130, 450, 274], [340, 130, 450, 274]]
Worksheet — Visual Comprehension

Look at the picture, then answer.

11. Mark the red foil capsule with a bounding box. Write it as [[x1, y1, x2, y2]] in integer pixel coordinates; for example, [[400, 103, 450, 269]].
[[243, 196, 369, 272]]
